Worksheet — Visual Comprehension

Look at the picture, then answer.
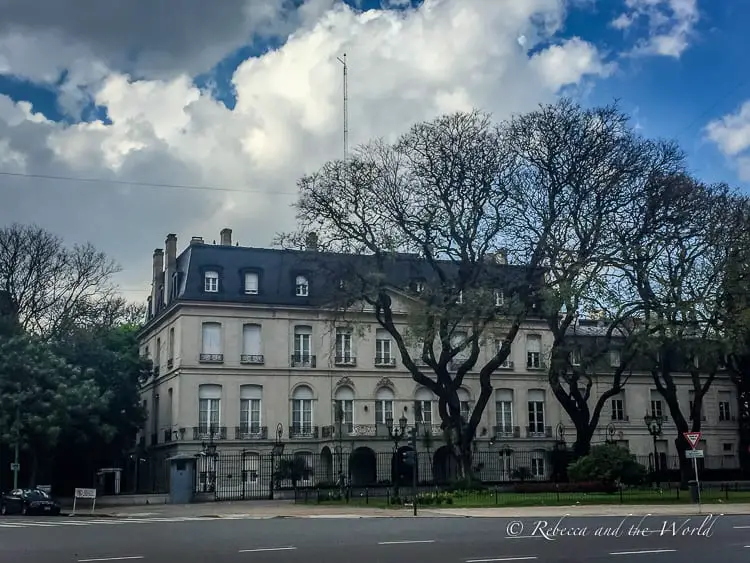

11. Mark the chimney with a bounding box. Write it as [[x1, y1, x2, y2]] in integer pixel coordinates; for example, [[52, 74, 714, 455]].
[[164, 234, 177, 307], [495, 249, 508, 265], [190, 236, 204, 245], [150, 248, 164, 316], [305, 232, 319, 252], [220, 228, 232, 246]]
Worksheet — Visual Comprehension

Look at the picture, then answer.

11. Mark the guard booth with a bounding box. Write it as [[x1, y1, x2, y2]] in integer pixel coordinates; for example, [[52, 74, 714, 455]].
[[168, 454, 196, 504]]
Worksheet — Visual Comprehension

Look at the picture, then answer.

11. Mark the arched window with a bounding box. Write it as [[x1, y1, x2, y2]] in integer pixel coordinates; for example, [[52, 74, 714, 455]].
[[291, 385, 314, 436], [239, 385, 263, 435], [415, 388, 433, 424], [375, 387, 394, 425], [334, 386, 354, 426]]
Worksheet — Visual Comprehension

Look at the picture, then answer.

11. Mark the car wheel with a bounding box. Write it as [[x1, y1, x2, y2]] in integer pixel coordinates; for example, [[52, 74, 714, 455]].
[[0, 505, 6, 516]]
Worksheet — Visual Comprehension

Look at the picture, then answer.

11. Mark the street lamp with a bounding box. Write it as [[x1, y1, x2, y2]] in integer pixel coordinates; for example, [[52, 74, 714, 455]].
[[555, 423, 566, 447], [269, 423, 285, 499], [386, 414, 408, 496], [335, 403, 345, 478], [201, 424, 218, 456], [606, 423, 616, 444], [644, 411, 664, 486]]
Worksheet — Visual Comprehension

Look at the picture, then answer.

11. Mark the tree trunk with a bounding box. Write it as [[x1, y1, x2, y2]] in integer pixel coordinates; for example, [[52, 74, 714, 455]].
[[451, 441, 474, 485], [572, 420, 594, 458], [674, 437, 690, 489]]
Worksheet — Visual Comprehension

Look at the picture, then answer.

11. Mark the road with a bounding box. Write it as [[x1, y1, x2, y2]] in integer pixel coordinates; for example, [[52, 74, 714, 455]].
[[0, 512, 749, 562]]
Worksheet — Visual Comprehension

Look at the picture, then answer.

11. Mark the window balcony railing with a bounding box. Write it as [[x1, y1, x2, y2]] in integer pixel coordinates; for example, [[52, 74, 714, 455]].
[[199, 353, 224, 363], [493, 425, 521, 438], [291, 354, 316, 368], [240, 354, 265, 365], [234, 425, 268, 440], [526, 425, 553, 438], [193, 425, 227, 440], [334, 355, 356, 366], [499, 360, 514, 370], [289, 425, 319, 439], [374, 356, 396, 367]]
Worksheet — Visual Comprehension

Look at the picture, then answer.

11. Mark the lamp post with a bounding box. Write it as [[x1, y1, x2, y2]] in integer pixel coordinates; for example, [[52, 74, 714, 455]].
[[269, 423, 285, 499], [200, 424, 218, 493], [606, 423, 616, 444], [386, 414, 408, 497], [335, 403, 345, 478], [644, 411, 664, 486]]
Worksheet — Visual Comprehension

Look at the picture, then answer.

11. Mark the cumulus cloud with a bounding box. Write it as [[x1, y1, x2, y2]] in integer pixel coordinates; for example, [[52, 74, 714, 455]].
[[0, 0, 612, 302], [705, 100, 750, 181], [612, 0, 699, 58]]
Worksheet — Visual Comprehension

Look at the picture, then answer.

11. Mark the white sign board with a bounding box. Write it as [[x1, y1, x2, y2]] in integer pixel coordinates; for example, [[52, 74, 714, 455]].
[[685, 449, 704, 459], [74, 488, 97, 499]]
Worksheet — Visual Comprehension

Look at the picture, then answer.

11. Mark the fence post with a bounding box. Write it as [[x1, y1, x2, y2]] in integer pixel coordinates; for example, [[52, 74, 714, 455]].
[[494, 488, 498, 505], [619, 484, 623, 504], [366, 488, 369, 504], [556, 483, 560, 503]]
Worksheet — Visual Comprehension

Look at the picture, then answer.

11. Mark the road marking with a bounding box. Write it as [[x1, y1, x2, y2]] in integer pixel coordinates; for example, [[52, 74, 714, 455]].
[[610, 549, 677, 556], [378, 540, 436, 545], [466, 558, 537, 562], [0, 524, 24, 528], [734, 526, 750, 529], [77, 557, 144, 562], [506, 536, 544, 540], [238, 547, 297, 553]]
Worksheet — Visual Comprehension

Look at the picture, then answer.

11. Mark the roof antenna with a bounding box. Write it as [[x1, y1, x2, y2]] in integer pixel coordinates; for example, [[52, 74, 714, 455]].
[[336, 53, 348, 162]]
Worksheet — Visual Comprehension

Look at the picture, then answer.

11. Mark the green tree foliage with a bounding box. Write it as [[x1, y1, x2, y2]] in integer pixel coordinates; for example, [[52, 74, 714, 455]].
[[567, 443, 647, 486]]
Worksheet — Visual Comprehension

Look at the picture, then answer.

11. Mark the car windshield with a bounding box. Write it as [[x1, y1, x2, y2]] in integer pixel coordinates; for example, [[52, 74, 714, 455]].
[[23, 490, 49, 500]]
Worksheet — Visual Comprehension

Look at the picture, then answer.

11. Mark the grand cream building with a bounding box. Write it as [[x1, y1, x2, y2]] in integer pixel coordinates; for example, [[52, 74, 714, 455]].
[[138, 229, 740, 494]]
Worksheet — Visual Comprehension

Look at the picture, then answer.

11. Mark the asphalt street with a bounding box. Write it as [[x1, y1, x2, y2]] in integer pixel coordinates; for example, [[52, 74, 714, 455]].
[[0, 512, 749, 562]]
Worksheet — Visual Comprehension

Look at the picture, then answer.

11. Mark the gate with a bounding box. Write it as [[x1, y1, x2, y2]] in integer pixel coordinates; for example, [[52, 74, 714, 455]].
[[195, 452, 271, 500]]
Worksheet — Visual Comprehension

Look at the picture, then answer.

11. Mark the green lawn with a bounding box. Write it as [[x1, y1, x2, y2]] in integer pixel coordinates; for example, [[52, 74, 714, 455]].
[[306, 488, 750, 509]]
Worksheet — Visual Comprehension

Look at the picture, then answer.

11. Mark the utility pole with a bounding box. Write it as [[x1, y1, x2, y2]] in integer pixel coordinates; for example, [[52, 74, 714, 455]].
[[12, 406, 20, 489], [410, 427, 417, 516], [336, 53, 349, 162]]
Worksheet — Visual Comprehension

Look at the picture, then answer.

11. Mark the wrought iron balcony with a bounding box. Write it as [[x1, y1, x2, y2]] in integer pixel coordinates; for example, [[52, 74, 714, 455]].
[[192, 425, 227, 440], [526, 425, 553, 438], [199, 353, 224, 363], [334, 355, 356, 366], [374, 356, 396, 367], [291, 354, 316, 368], [234, 425, 268, 440], [240, 354, 265, 365], [289, 425, 319, 439], [499, 360, 514, 369], [493, 425, 521, 438], [163, 429, 172, 443]]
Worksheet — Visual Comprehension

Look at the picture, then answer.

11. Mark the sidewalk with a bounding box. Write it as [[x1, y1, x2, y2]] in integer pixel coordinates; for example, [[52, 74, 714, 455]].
[[72, 500, 750, 519]]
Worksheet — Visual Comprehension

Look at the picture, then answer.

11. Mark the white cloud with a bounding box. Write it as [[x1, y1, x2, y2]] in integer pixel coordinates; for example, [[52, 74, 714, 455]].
[[612, 0, 699, 58], [705, 100, 750, 181], [0, 0, 612, 302]]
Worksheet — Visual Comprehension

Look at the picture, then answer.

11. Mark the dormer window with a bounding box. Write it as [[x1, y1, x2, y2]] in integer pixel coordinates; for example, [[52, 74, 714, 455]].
[[495, 290, 504, 307], [204, 271, 219, 293], [415, 281, 425, 293], [456, 290, 463, 304], [295, 275, 309, 297], [245, 272, 259, 295]]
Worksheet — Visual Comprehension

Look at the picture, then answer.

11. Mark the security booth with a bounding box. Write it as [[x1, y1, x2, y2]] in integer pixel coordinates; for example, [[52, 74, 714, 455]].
[[168, 454, 196, 504]]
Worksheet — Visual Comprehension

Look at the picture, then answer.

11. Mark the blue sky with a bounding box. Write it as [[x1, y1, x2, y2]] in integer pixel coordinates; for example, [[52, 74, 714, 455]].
[[1, 0, 749, 294]]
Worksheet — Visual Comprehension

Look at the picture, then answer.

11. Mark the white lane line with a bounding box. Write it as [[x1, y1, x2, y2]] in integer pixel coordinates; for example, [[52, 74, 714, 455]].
[[506, 536, 544, 540], [734, 526, 750, 529], [0, 524, 25, 528], [77, 557, 144, 562], [466, 558, 537, 563], [378, 540, 436, 545], [8, 522, 57, 527], [238, 547, 297, 553], [610, 549, 677, 556]]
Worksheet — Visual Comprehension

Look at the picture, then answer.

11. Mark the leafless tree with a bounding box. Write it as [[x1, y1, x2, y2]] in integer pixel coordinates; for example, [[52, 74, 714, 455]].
[[615, 174, 735, 483], [501, 100, 685, 456], [280, 110, 545, 480], [0, 223, 121, 339]]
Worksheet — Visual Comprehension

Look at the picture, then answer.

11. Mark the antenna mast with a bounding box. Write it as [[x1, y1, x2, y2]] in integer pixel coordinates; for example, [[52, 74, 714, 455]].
[[336, 53, 348, 161]]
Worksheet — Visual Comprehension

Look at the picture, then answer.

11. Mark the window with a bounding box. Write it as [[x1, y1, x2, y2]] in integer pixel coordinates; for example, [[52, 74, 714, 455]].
[[293, 325, 312, 366], [610, 349, 621, 367], [240, 385, 262, 434], [719, 391, 731, 421], [649, 390, 663, 418], [526, 335, 541, 368], [168, 327, 175, 364], [456, 290, 463, 304], [375, 387, 394, 425], [496, 340, 512, 368], [244, 272, 259, 295], [243, 453, 259, 484], [200, 322, 222, 361], [570, 347, 581, 366], [204, 271, 219, 292], [292, 385, 314, 434], [375, 329, 392, 364], [335, 328, 353, 363], [415, 281, 425, 293], [611, 398, 625, 421], [415, 388, 433, 424], [495, 290, 504, 307], [451, 331, 468, 361], [528, 389, 545, 435], [295, 275, 309, 297], [458, 388, 471, 421], [198, 384, 221, 434], [531, 452, 545, 478], [334, 386, 354, 427], [495, 389, 514, 435], [242, 324, 263, 363]]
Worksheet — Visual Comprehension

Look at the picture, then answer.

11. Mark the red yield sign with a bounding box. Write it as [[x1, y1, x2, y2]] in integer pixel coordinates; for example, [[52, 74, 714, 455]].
[[683, 431, 702, 449]]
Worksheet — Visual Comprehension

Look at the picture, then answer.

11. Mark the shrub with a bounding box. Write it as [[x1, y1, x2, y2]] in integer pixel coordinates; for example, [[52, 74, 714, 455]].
[[568, 443, 647, 486], [512, 481, 618, 494]]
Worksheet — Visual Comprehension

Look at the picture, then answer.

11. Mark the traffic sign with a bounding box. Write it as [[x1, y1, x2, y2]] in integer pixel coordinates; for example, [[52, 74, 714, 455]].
[[685, 449, 704, 459], [683, 431, 702, 449]]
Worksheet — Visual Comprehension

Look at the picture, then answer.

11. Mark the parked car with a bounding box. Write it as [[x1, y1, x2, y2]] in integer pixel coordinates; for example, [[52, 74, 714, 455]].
[[0, 489, 61, 516]]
